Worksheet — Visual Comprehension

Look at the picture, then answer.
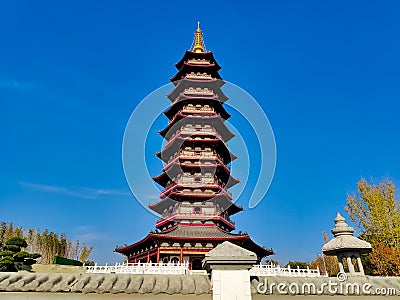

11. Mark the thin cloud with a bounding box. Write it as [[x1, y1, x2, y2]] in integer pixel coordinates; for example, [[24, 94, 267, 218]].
[[19, 182, 131, 199], [0, 78, 40, 93]]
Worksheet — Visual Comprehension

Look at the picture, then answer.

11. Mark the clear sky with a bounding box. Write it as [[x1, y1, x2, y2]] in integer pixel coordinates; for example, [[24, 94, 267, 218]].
[[1, 0, 399, 265]]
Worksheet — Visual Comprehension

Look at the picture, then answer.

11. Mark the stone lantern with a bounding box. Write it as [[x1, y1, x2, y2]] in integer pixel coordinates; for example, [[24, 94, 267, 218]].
[[322, 212, 372, 276]]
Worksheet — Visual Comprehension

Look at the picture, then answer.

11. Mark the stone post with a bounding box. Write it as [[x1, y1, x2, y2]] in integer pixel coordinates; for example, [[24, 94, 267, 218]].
[[203, 241, 257, 300]]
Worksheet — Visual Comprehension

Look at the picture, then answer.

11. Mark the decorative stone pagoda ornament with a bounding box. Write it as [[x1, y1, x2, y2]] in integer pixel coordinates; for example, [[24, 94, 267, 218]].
[[322, 212, 372, 276]]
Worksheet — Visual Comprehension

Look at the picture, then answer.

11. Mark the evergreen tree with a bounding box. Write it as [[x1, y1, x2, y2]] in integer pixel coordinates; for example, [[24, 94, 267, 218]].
[[0, 237, 41, 272]]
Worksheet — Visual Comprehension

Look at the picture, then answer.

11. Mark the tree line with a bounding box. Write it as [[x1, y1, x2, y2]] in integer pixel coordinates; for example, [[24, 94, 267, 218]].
[[0, 222, 93, 264]]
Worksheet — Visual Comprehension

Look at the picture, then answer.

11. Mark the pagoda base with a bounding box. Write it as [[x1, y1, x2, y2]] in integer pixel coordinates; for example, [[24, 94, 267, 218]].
[[115, 224, 273, 270]]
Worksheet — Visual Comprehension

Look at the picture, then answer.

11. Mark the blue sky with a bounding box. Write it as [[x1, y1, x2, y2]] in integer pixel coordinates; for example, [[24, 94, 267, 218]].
[[1, 1, 400, 264]]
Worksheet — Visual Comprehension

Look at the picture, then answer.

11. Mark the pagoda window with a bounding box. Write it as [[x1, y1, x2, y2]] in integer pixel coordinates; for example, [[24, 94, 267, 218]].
[[194, 176, 201, 182], [193, 207, 201, 214]]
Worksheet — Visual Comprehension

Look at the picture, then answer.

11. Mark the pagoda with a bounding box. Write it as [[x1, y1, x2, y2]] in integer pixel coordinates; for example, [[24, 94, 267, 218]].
[[116, 23, 273, 269]]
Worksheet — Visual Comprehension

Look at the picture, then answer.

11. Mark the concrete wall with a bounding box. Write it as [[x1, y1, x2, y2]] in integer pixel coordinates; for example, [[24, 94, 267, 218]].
[[0, 293, 211, 300], [32, 264, 86, 273]]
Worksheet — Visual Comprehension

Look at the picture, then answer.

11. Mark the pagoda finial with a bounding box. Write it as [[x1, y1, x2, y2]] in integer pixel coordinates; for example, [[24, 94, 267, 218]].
[[192, 21, 205, 53]]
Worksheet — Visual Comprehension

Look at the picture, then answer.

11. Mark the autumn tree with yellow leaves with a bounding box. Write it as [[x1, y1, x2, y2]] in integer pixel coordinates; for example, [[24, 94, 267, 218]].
[[345, 178, 400, 276], [309, 231, 340, 276]]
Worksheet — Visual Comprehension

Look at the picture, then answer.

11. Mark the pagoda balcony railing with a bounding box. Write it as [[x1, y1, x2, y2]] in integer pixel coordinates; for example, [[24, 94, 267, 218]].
[[164, 129, 224, 149], [164, 132, 222, 148], [86, 262, 189, 275], [249, 263, 327, 277], [185, 72, 212, 80], [183, 87, 214, 96], [182, 105, 214, 112], [167, 180, 225, 188], [163, 154, 226, 171], [167, 127, 221, 141], [187, 59, 210, 65], [168, 152, 224, 164], [176, 111, 221, 119], [156, 212, 235, 228], [160, 183, 231, 198], [173, 188, 229, 196], [180, 111, 217, 118]]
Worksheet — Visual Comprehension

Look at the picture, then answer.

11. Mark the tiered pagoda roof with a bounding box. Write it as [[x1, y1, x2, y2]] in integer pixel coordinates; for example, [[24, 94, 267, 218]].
[[116, 224, 273, 261], [116, 22, 273, 267]]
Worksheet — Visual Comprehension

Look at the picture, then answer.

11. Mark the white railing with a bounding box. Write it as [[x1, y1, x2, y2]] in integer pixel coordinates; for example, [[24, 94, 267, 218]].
[[86, 262, 189, 275], [249, 263, 327, 277], [87, 262, 326, 277]]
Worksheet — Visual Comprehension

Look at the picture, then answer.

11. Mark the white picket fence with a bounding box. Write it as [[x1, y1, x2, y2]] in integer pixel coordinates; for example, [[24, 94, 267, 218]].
[[86, 262, 189, 275], [249, 263, 327, 277]]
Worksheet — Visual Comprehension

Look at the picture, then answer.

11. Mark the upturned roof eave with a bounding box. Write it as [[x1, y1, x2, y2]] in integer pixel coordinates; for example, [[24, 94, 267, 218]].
[[174, 50, 221, 70]]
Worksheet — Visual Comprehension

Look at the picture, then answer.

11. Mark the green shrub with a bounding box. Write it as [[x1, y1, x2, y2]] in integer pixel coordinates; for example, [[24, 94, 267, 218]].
[[0, 250, 15, 257], [3, 245, 20, 252], [0, 237, 39, 272], [13, 251, 30, 262], [0, 256, 14, 264], [29, 253, 41, 259], [0, 257, 16, 272], [6, 237, 27, 248]]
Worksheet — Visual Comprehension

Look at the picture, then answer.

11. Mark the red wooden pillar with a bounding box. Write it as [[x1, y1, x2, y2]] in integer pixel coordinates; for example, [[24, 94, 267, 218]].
[[180, 248, 183, 263], [147, 251, 150, 263], [156, 248, 160, 263]]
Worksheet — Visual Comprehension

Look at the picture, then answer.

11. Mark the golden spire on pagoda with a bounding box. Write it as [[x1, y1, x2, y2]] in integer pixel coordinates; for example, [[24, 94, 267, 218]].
[[192, 21, 204, 53]]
